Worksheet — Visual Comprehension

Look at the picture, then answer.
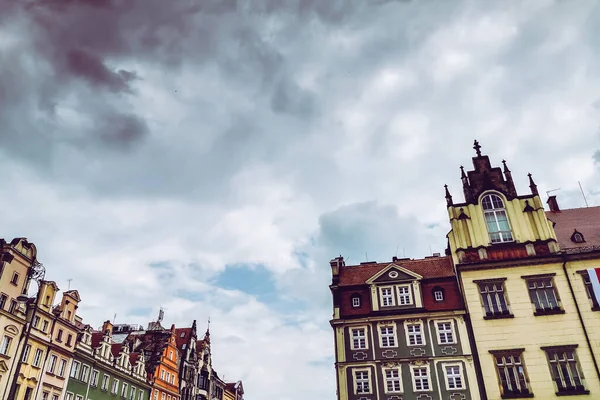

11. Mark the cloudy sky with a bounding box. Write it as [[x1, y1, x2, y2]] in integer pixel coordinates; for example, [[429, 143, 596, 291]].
[[1, 0, 600, 398]]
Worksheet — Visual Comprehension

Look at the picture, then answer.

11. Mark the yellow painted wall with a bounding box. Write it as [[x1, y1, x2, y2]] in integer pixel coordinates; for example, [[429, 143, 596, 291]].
[[461, 263, 600, 399]]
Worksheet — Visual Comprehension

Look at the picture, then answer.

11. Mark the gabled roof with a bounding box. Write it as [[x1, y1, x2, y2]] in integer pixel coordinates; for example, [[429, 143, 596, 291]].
[[175, 328, 191, 350], [91, 332, 104, 348], [337, 256, 454, 286], [547, 206, 600, 251]]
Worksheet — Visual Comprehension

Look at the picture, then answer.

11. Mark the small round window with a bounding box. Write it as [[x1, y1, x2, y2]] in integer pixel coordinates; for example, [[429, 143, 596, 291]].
[[388, 271, 399, 278]]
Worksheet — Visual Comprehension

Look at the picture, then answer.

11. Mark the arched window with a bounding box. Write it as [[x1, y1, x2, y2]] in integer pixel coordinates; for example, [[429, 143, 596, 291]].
[[481, 194, 513, 243], [571, 230, 585, 243]]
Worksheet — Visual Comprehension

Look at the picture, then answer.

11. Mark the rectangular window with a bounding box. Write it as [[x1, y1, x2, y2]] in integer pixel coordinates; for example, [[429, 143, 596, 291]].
[[33, 348, 43, 367], [42, 320, 49, 332], [477, 280, 511, 318], [383, 367, 402, 393], [380, 326, 396, 347], [11, 271, 19, 285], [162, 394, 166, 400], [166, 372, 170, 382], [122, 383, 128, 397], [380, 287, 394, 307], [42, 392, 49, 400], [354, 370, 371, 394], [75, 396, 83, 400], [112, 379, 119, 394], [493, 350, 531, 397], [130, 387, 136, 400], [47, 354, 57, 373], [91, 370, 99, 386], [581, 272, 599, 309], [352, 297, 360, 307], [436, 321, 455, 344], [56, 329, 63, 342], [70, 361, 81, 379], [0, 336, 12, 355], [160, 369, 165, 380], [525, 276, 562, 314], [102, 374, 110, 390], [543, 346, 587, 394], [65, 394, 73, 400], [397, 285, 412, 305], [66, 334, 73, 346], [32, 316, 40, 328], [434, 290, 444, 301], [445, 365, 465, 390], [0, 294, 7, 309], [52, 395, 59, 400], [140, 391, 144, 400], [57, 359, 67, 377], [81, 364, 90, 382], [412, 366, 430, 391], [406, 323, 424, 346], [22, 344, 31, 363], [8, 299, 17, 313]]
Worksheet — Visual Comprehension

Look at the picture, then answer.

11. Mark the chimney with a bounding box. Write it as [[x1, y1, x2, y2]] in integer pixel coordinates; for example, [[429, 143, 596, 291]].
[[547, 195, 560, 212], [329, 256, 344, 285], [102, 320, 113, 336]]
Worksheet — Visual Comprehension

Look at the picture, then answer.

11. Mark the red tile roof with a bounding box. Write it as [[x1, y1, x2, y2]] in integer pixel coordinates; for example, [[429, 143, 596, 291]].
[[91, 332, 104, 348], [111, 343, 123, 358], [175, 328, 191, 351], [337, 256, 454, 286], [129, 352, 140, 365], [547, 206, 600, 251]]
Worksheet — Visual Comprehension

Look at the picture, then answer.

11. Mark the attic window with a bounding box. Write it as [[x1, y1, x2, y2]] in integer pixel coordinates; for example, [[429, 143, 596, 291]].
[[180, 332, 185, 338], [351, 295, 361, 308], [388, 271, 399, 278], [433, 287, 444, 302], [571, 230, 585, 244]]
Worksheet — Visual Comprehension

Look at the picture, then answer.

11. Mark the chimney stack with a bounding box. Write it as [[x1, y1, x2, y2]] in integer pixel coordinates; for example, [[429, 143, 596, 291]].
[[330, 256, 344, 285], [102, 320, 113, 336], [547, 195, 560, 213]]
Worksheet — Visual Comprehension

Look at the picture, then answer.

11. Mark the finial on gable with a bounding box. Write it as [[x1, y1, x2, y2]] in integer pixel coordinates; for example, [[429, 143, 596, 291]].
[[473, 140, 482, 157]]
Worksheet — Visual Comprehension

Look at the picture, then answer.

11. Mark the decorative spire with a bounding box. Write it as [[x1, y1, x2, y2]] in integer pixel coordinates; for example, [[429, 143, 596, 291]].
[[502, 159, 510, 173], [444, 184, 453, 206], [528, 173, 538, 195], [473, 140, 482, 157], [460, 165, 467, 179]]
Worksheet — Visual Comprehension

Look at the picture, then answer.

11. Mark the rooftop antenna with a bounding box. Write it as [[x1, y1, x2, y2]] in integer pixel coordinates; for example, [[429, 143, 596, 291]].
[[546, 188, 561, 198], [395, 245, 400, 258], [578, 181, 589, 207], [365, 252, 368, 262], [158, 307, 165, 323], [67, 278, 73, 290], [113, 313, 117, 324]]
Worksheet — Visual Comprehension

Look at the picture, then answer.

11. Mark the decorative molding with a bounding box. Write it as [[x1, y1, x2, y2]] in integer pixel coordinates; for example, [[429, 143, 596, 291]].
[[409, 347, 426, 357], [382, 350, 398, 358], [410, 359, 428, 366], [382, 361, 401, 368], [4, 325, 19, 335], [416, 394, 432, 400], [450, 393, 467, 400], [441, 346, 458, 355], [387, 396, 402, 400], [405, 318, 421, 324], [353, 352, 368, 361]]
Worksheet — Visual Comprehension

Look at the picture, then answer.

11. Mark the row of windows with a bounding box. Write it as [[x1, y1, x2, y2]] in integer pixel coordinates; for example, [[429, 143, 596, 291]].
[[353, 363, 465, 395], [159, 367, 177, 385], [350, 320, 456, 350], [18, 343, 45, 368], [152, 390, 177, 400], [492, 346, 588, 397], [0, 293, 18, 314], [351, 285, 445, 309], [70, 360, 146, 400], [476, 272, 597, 319]]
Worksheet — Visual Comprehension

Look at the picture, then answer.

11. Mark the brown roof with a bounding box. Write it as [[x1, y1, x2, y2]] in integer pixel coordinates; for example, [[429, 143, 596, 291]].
[[91, 332, 104, 348], [129, 352, 140, 365], [547, 206, 600, 251], [175, 328, 191, 351], [337, 256, 454, 286]]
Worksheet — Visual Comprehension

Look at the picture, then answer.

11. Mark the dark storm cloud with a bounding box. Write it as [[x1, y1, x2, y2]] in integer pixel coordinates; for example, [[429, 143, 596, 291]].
[[65, 49, 137, 92]]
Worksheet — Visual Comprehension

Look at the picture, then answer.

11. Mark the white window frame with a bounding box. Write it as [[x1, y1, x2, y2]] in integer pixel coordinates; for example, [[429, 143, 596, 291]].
[[81, 364, 90, 382], [405, 321, 426, 346], [380, 286, 395, 307], [57, 358, 67, 377], [112, 379, 119, 394], [379, 325, 397, 348], [102, 374, 110, 390], [443, 363, 465, 390], [75, 395, 83, 400], [22, 344, 31, 363], [396, 285, 412, 305], [0, 335, 12, 355], [435, 320, 457, 345], [33, 348, 43, 367], [70, 360, 81, 379], [481, 193, 514, 243], [382, 366, 403, 393], [47, 354, 57, 373], [91, 369, 99, 386], [65, 393, 74, 400], [122, 382, 128, 397], [434, 290, 444, 301], [411, 364, 431, 392], [352, 368, 373, 395], [352, 296, 361, 307]]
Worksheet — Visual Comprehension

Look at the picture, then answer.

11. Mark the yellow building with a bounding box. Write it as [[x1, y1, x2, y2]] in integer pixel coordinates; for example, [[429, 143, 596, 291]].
[[445, 141, 600, 399], [0, 238, 37, 398]]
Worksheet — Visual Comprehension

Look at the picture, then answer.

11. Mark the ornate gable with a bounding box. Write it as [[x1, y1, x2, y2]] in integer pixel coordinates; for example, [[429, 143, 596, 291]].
[[365, 263, 422, 285]]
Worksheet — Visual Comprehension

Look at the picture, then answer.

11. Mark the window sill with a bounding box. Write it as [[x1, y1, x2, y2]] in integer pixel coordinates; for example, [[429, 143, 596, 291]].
[[501, 391, 534, 399], [484, 313, 514, 320], [534, 308, 565, 316], [556, 388, 590, 396]]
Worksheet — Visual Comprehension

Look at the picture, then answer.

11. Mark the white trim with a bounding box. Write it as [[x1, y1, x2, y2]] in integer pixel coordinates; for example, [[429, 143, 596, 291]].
[[434, 290, 444, 301], [382, 365, 403, 393], [352, 367, 373, 395], [349, 326, 369, 350], [396, 284, 413, 305], [365, 264, 423, 284], [377, 323, 398, 348], [442, 363, 466, 390], [352, 296, 361, 307], [410, 364, 431, 392], [435, 320, 457, 345], [379, 286, 395, 307], [405, 321, 426, 346]]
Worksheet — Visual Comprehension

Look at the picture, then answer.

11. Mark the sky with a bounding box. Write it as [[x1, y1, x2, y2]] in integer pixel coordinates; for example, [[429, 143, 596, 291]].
[[1, 0, 600, 399]]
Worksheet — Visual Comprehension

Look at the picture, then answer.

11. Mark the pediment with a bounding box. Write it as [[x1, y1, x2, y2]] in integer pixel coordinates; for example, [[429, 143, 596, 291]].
[[4, 325, 19, 335], [366, 263, 422, 284]]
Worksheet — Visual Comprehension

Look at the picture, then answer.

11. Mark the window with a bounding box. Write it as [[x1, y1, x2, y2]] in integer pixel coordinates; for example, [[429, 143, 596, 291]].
[[57, 359, 67, 377], [351, 296, 360, 308], [102, 374, 110, 391], [10, 271, 19, 285], [139, 391, 144, 400], [56, 329, 63, 342], [33, 348, 43, 367], [65, 394, 73, 400], [411, 366, 430, 391], [477, 280, 511, 318], [75, 396, 83, 400], [130, 387, 136, 400], [0, 294, 7, 309], [571, 231, 585, 243], [171, 375, 175, 384], [492, 350, 531, 397], [444, 365, 465, 390], [42, 392, 49, 400], [380, 287, 394, 307], [32, 316, 40, 328], [406, 323, 424, 346], [22, 344, 31, 363], [160, 369, 165, 380], [434, 290, 444, 301], [436, 321, 455, 344], [67, 334, 73, 346], [52, 395, 59, 400], [350, 327, 367, 350], [166, 372, 170, 382], [47, 354, 57, 373], [112, 379, 119, 394], [379, 326, 396, 348], [169, 350, 174, 360], [581, 272, 599, 309], [42, 320, 49, 332], [543, 346, 588, 395], [8, 299, 17, 313], [91, 370, 99, 386], [180, 332, 185, 337], [383, 367, 402, 393], [354, 369, 371, 394], [397, 285, 412, 305], [162, 394, 166, 400], [122, 383, 128, 397], [525, 276, 562, 314], [482, 193, 513, 243], [70, 361, 81, 379], [81, 364, 90, 382], [0, 336, 12, 355]]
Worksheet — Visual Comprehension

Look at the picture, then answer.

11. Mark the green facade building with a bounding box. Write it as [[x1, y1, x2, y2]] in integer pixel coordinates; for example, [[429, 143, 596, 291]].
[[64, 321, 151, 400]]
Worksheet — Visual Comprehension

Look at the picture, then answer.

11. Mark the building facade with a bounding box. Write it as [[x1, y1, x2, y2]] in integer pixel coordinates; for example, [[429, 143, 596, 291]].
[[330, 255, 483, 400], [445, 142, 600, 399], [174, 321, 198, 400], [224, 381, 244, 400]]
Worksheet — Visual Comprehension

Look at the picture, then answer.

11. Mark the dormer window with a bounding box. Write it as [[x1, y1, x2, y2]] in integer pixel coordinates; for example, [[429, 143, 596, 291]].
[[571, 230, 585, 243], [397, 286, 412, 305], [351, 295, 361, 308], [433, 288, 444, 302], [481, 193, 513, 243], [380, 287, 394, 307]]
